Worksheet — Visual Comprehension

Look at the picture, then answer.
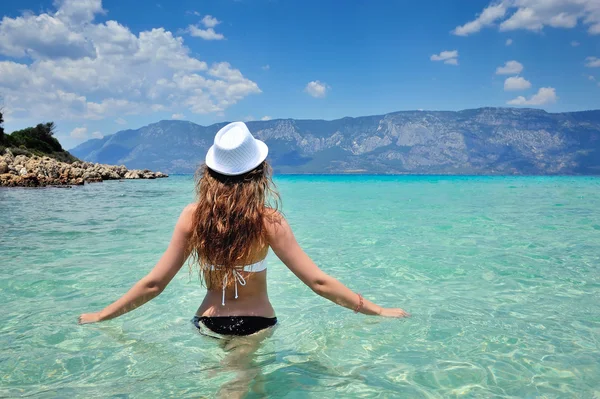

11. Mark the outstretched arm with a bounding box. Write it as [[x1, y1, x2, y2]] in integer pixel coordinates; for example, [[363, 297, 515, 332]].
[[78, 204, 195, 324], [265, 211, 409, 318]]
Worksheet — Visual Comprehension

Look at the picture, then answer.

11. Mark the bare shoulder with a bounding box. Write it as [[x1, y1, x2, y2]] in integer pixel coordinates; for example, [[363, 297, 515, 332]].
[[183, 202, 198, 215], [263, 208, 291, 240], [177, 203, 198, 234]]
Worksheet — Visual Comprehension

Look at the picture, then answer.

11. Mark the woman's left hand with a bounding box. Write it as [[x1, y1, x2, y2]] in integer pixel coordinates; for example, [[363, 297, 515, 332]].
[[78, 312, 102, 324]]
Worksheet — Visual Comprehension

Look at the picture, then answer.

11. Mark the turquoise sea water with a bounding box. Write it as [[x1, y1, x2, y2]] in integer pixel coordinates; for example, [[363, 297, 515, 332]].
[[1, 175, 599, 398]]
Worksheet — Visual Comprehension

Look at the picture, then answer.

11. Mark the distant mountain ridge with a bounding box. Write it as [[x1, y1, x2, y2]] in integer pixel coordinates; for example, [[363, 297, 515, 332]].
[[70, 108, 600, 175]]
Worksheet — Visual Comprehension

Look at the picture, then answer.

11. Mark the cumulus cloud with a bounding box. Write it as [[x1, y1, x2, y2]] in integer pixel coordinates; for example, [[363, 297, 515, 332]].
[[70, 126, 87, 138], [506, 38, 513, 45], [187, 14, 225, 40], [585, 56, 600, 67], [0, 1, 258, 126], [115, 118, 127, 125], [504, 76, 532, 90], [507, 87, 558, 105], [201, 15, 220, 28], [453, 0, 600, 36], [91, 131, 103, 139], [0, 12, 94, 59], [262, 64, 270, 70], [187, 26, 225, 40], [430, 50, 459, 65], [571, 40, 580, 46], [261, 116, 272, 121], [452, 3, 507, 36], [496, 60, 524, 74], [171, 113, 184, 119], [304, 81, 329, 98], [55, 0, 105, 24]]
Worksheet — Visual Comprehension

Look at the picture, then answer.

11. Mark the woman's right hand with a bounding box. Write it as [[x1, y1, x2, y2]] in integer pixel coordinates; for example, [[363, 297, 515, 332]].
[[379, 307, 410, 318]]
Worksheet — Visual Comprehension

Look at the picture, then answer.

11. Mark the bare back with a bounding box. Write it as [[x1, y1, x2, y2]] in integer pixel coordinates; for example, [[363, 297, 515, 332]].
[[195, 209, 275, 318]]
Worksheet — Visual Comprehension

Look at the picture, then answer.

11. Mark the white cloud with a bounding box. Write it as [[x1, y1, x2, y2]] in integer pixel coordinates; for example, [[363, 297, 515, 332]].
[[504, 76, 532, 90], [0, 62, 29, 89], [507, 87, 558, 105], [91, 131, 103, 139], [430, 50, 459, 65], [70, 126, 87, 138], [244, 115, 255, 121], [115, 118, 127, 125], [571, 40, 581, 46], [0, 13, 93, 59], [201, 15, 220, 28], [506, 38, 513, 45], [453, 0, 600, 36], [261, 116, 272, 121], [55, 0, 105, 24], [0, 1, 258, 125], [262, 64, 270, 70], [585, 56, 600, 67], [496, 60, 524, 74], [304, 81, 329, 98], [452, 3, 507, 36], [0, 1, 105, 59], [186, 15, 224, 40], [171, 113, 184, 119], [187, 26, 225, 40]]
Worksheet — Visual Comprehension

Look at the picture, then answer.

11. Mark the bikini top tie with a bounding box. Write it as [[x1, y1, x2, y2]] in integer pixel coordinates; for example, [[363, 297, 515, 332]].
[[211, 258, 267, 306]]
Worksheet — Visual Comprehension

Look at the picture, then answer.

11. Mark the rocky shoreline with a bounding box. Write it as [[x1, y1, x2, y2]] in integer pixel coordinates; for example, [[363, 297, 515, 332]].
[[0, 149, 168, 188]]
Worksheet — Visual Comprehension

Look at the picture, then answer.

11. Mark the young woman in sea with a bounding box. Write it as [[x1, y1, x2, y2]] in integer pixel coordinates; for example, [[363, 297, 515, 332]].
[[78, 121, 409, 337]]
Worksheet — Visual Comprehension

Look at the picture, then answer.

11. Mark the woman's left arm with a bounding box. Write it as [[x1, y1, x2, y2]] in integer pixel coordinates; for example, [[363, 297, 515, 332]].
[[78, 204, 196, 324]]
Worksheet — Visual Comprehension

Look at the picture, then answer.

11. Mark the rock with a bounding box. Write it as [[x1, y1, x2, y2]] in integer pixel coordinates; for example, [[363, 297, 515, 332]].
[[14, 155, 28, 164], [0, 173, 15, 186], [4, 148, 14, 161], [70, 168, 83, 178], [124, 171, 140, 179], [0, 152, 167, 187]]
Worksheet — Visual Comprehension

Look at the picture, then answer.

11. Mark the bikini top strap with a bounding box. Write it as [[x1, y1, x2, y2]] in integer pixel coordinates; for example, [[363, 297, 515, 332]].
[[221, 269, 247, 306]]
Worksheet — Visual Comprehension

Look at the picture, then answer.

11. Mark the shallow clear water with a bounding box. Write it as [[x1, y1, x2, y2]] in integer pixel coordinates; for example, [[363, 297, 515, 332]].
[[1, 176, 599, 398]]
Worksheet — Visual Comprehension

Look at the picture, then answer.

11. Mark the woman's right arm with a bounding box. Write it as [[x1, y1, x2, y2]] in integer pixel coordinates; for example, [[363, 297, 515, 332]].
[[265, 212, 409, 318]]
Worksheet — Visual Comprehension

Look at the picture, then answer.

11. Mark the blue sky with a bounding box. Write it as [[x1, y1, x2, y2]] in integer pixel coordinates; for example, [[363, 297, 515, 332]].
[[0, 0, 599, 149]]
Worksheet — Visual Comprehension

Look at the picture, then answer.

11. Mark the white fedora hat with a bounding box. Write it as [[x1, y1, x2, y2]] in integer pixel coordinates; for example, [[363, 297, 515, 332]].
[[205, 122, 269, 176]]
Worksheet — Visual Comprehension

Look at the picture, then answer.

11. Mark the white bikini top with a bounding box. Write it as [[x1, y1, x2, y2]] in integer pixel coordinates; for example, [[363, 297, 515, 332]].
[[211, 258, 267, 306]]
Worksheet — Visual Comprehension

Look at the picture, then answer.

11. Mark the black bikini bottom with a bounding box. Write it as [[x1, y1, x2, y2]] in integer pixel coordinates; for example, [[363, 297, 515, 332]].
[[192, 315, 277, 337]]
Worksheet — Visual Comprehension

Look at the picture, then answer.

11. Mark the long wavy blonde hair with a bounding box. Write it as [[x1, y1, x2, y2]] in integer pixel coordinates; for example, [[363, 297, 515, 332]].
[[188, 161, 280, 289]]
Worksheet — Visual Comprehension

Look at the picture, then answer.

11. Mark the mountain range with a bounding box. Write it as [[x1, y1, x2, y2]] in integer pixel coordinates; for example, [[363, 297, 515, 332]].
[[70, 108, 600, 175]]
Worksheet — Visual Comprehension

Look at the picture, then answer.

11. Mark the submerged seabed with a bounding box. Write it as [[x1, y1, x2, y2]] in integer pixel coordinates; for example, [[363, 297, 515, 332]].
[[1, 175, 599, 398]]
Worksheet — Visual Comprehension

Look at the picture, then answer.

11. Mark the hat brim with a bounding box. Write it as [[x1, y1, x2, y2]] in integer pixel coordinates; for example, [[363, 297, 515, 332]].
[[205, 139, 269, 176]]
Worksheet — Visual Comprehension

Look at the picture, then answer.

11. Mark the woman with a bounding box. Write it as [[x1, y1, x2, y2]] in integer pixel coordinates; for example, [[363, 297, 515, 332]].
[[78, 122, 409, 336]]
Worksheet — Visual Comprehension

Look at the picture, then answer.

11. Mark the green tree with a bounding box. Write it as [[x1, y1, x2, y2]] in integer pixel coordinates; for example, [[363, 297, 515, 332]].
[[10, 123, 63, 153], [1, 120, 77, 162]]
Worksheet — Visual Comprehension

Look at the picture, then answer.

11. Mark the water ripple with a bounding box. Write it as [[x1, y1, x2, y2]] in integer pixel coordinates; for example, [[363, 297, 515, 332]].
[[1, 176, 599, 398]]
